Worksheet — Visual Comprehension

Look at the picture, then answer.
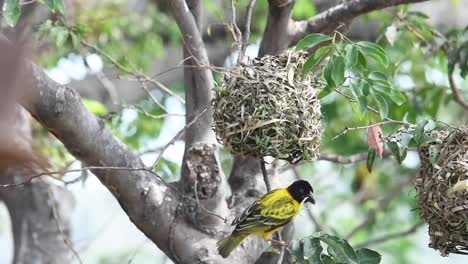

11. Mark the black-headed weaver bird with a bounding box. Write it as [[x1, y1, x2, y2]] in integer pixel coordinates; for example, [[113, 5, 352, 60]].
[[217, 180, 315, 258]]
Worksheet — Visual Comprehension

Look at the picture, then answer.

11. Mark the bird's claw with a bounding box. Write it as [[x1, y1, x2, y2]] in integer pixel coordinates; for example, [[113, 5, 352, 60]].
[[268, 239, 287, 247]]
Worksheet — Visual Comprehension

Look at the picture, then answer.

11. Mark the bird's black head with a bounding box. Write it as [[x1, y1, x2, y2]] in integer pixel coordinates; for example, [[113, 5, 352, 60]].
[[287, 180, 315, 204]]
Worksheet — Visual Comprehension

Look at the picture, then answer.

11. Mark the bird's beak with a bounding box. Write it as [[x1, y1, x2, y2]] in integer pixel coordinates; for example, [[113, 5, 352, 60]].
[[307, 192, 315, 204]]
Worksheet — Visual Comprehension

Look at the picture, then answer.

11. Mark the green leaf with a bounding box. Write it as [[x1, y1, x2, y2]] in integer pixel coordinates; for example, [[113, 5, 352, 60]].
[[332, 56, 346, 86], [358, 96, 368, 113], [54, 0, 65, 12], [356, 248, 382, 264], [304, 238, 323, 264], [319, 85, 334, 99], [367, 148, 376, 173], [55, 28, 69, 47], [362, 82, 370, 96], [374, 94, 389, 119], [346, 45, 358, 67], [324, 57, 336, 88], [296, 33, 331, 50], [43, 0, 56, 11], [385, 24, 399, 46], [42, 0, 65, 12], [82, 98, 108, 115], [398, 133, 414, 148], [413, 120, 429, 144], [356, 50, 367, 71], [368, 71, 388, 82], [357, 41, 389, 66], [302, 46, 332, 77], [389, 89, 406, 106], [407, 11, 430, 19], [321, 254, 335, 264], [315, 234, 358, 264], [387, 141, 405, 164], [70, 31, 80, 49], [2, 0, 21, 27]]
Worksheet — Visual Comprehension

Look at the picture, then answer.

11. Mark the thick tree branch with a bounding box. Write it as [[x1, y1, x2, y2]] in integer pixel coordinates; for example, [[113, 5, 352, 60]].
[[169, 0, 227, 234], [290, 0, 430, 45], [259, 0, 296, 56], [22, 63, 241, 263], [170, 0, 216, 150]]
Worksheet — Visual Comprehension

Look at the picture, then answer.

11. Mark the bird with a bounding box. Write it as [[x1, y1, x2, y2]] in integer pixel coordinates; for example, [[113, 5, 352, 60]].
[[217, 180, 315, 258]]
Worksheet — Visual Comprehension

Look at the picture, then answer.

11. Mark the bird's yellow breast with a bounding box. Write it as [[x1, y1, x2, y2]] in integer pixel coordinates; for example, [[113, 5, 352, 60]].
[[259, 189, 302, 219]]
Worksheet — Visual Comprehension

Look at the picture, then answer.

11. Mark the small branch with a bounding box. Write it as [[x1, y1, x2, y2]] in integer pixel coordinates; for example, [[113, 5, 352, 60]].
[[260, 159, 272, 192], [332, 120, 409, 140], [345, 174, 414, 240], [448, 69, 468, 110], [150, 107, 208, 170], [238, 0, 257, 63], [318, 152, 368, 164], [354, 222, 423, 248], [80, 40, 185, 104], [336, 89, 414, 126]]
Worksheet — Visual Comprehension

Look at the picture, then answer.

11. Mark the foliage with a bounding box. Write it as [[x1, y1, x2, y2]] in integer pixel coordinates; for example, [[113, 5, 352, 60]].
[[290, 233, 381, 264]]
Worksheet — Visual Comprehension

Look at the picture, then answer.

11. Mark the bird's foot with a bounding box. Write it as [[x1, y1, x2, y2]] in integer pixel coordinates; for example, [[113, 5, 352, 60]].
[[268, 239, 287, 247]]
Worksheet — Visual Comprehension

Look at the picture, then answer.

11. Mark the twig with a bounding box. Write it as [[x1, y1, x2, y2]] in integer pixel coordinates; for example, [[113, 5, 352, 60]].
[[335, 89, 413, 127], [354, 222, 423, 248], [332, 120, 408, 140], [319, 152, 368, 164], [229, 0, 242, 45], [139, 80, 168, 112], [345, 174, 414, 240], [80, 40, 185, 104], [150, 107, 208, 170], [48, 188, 83, 264], [276, 232, 285, 264], [238, 0, 257, 63], [0, 165, 227, 222], [260, 159, 271, 192], [448, 68, 468, 110]]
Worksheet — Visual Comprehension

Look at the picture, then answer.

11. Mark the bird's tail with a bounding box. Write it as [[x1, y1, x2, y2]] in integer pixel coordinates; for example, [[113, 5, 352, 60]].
[[217, 233, 248, 258]]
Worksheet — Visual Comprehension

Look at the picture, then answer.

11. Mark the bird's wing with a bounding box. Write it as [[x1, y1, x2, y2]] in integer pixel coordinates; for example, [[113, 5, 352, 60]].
[[232, 190, 297, 232]]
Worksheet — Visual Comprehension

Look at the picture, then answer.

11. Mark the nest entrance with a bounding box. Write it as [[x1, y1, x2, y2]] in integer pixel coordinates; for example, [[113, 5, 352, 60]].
[[415, 127, 468, 255], [212, 50, 323, 163]]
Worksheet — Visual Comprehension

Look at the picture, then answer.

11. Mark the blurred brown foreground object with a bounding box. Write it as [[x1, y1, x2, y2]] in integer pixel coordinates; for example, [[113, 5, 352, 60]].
[[0, 35, 46, 171]]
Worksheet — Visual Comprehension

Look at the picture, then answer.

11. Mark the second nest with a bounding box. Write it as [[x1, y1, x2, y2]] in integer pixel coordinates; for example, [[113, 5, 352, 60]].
[[213, 50, 323, 163], [416, 127, 468, 256]]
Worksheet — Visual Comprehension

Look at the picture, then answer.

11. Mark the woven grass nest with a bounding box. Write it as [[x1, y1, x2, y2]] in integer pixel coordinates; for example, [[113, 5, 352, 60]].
[[415, 127, 468, 256], [212, 50, 323, 163]]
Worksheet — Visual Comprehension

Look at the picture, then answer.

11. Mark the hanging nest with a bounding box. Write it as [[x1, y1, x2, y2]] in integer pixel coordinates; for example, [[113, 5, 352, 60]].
[[212, 50, 323, 163], [415, 127, 468, 256]]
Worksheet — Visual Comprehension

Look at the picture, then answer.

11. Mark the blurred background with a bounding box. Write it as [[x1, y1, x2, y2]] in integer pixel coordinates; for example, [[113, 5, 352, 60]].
[[1, 0, 468, 263]]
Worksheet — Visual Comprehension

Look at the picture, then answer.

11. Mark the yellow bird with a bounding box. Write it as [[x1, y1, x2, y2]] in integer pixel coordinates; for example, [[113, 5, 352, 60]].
[[217, 180, 315, 258]]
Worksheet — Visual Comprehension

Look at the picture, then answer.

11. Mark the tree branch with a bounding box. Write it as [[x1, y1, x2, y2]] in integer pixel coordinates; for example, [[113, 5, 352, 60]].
[[169, 0, 216, 150], [259, 0, 296, 56], [448, 68, 468, 110], [22, 62, 241, 263], [290, 0, 430, 45], [354, 222, 423, 248]]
